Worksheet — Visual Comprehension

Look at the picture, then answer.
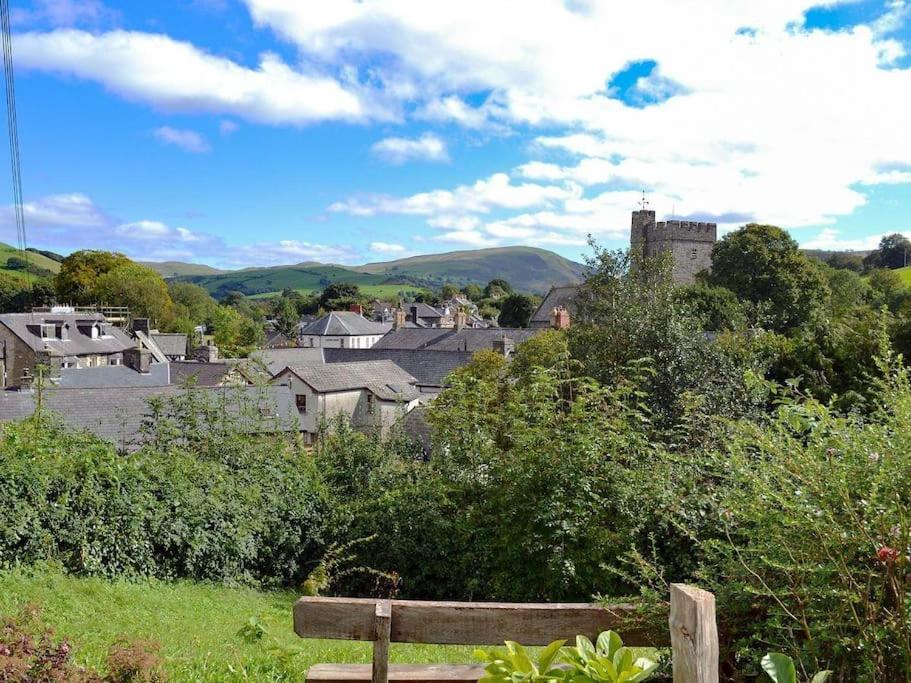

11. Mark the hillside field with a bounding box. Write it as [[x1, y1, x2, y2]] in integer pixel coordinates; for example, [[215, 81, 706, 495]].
[[0, 567, 477, 682], [896, 265, 911, 286], [0, 243, 61, 282]]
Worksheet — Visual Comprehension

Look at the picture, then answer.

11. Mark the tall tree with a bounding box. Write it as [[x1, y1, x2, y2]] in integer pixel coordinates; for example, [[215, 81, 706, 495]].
[[863, 233, 911, 271], [497, 293, 536, 328], [92, 263, 174, 323], [709, 224, 829, 332], [54, 250, 132, 304]]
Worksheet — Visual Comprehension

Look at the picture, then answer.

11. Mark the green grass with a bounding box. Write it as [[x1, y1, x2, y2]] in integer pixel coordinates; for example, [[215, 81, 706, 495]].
[[895, 265, 911, 286], [248, 284, 431, 301], [0, 567, 479, 682]]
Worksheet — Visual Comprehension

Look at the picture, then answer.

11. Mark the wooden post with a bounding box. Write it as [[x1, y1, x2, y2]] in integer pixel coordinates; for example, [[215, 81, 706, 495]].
[[669, 583, 718, 683], [372, 600, 392, 683]]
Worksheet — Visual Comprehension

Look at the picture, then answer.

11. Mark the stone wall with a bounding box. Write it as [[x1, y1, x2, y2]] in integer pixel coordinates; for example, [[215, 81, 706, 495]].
[[630, 210, 716, 284]]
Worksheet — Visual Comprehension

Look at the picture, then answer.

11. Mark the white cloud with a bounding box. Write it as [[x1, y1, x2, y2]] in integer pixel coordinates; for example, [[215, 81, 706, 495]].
[[799, 227, 911, 252], [330, 172, 580, 216], [153, 126, 211, 153], [13, 29, 386, 125], [369, 241, 407, 253], [371, 133, 448, 164]]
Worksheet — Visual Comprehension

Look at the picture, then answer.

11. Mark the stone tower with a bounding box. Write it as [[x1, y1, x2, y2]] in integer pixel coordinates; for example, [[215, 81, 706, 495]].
[[629, 209, 716, 284]]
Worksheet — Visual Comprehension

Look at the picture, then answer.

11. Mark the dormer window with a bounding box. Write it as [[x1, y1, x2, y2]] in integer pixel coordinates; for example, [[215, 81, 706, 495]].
[[91, 324, 99, 339], [40, 324, 55, 339]]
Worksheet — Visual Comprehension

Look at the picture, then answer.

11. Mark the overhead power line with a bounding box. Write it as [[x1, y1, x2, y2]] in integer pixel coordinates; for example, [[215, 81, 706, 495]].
[[0, 0, 31, 293]]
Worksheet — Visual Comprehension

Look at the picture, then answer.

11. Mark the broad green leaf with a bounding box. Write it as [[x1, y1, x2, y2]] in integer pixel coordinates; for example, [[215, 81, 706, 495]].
[[761, 653, 797, 683], [597, 631, 624, 659], [810, 672, 833, 683], [538, 639, 567, 672]]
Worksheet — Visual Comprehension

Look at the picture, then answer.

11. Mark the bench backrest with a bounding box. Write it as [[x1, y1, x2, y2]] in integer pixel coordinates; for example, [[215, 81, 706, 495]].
[[293, 584, 718, 683], [293, 596, 665, 646]]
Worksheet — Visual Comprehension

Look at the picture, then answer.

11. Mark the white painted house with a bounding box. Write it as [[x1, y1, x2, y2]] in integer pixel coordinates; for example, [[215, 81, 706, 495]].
[[298, 312, 391, 349], [272, 360, 420, 443]]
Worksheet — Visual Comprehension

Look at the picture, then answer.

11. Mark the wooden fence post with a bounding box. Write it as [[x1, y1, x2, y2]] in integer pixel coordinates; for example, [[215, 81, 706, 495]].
[[669, 583, 718, 683], [372, 600, 391, 683]]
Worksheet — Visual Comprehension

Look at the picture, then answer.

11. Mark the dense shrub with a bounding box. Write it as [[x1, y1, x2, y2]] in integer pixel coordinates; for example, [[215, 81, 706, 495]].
[[0, 416, 328, 587]]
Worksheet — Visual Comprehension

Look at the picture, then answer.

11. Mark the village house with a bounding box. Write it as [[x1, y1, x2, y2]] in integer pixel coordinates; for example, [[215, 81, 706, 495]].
[[529, 285, 578, 329], [0, 311, 136, 389], [298, 311, 391, 349], [272, 360, 421, 443]]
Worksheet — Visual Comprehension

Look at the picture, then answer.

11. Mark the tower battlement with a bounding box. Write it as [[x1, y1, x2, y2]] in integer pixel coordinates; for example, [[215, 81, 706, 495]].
[[629, 209, 716, 284]]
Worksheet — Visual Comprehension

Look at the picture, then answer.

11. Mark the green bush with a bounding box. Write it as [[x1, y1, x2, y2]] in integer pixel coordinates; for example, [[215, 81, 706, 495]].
[[0, 416, 328, 587]]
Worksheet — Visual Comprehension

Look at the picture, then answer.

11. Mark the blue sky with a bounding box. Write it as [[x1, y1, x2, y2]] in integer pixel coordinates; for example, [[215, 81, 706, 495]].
[[2, 0, 910, 268]]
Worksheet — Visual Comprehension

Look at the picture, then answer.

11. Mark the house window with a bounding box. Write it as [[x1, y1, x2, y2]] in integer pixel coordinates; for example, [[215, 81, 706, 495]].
[[90, 325, 99, 339], [111, 358, 121, 366], [296, 394, 307, 413], [366, 393, 375, 414], [690, 248, 698, 260], [40, 324, 54, 339]]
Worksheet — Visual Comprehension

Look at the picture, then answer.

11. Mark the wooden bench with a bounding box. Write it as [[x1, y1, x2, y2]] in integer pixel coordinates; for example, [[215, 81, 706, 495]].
[[293, 584, 718, 683]]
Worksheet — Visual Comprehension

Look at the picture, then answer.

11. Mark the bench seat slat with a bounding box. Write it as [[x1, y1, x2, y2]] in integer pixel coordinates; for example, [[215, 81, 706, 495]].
[[307, 664, 485, 683]]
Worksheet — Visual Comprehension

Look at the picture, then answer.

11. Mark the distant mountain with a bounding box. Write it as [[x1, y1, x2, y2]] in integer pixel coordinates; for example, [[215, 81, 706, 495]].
[[360, 246, 586, 293], [140, 261, 226, 278], [172, 246, 585, 299]]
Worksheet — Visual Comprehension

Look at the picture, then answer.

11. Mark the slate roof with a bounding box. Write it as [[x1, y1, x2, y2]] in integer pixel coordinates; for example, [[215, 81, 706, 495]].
[[321, 348, 472, 388], [169, 361, 244, 386], [250, 347, 325, 376], [0, 312, 134, 356], [299, 312, 391, 337], [53, 363, 171, 388], [407, 303, 445, 320], [0, 384, 301, 449], [372, 327, 540, 352], [278, 360, 420, 401], [529, 285, 580, 327], [150, 333, 188, 357]]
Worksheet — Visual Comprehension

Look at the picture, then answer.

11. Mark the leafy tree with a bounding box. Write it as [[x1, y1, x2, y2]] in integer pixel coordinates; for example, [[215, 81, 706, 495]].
[[497, 293, 536, 328], [673, 283, 745, 332], [461, 284, 483, 301], [168, 281, 218, 324], [825, 251, 863, 272], [319, 282, 361, 311], [823, 266, 871, 317], [709, 224, 830, 332], [440, 283, 460, 300], [863, 233, 911, 270], [273, 296, 300, 337], [53, 250, 132, 304], [868, 268, 910, 313], [92, 263, 174, 323], [484, 278, 513, 298], [569, 245, 760, 431]]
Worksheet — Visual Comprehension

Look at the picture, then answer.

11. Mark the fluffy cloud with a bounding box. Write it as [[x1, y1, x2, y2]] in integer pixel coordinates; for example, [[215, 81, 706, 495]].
[[153, 126, 210, 153], [371, 133, 448, 164], [0, 193, 363, 267], [13, 29, 386, 125], [329, 172, 580, 216]]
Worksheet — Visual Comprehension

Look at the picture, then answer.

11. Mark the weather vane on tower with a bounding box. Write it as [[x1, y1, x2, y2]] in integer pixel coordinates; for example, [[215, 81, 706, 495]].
[[638, 190, 650, 211]]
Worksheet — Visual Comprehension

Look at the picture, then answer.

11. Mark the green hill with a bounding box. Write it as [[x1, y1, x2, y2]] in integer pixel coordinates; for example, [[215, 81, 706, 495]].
[[0, 242, 61, 282], [174, 246, 585, 299], [360, 246, 585, 293], [139, 260, 226, 278], [895, 265, 911, 286]]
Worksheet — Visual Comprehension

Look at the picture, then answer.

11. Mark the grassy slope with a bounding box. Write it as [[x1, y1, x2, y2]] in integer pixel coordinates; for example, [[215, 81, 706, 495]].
[[0, 242, 61, 282], [895, 265, 911, 286], [0, 568, 478, 682], [140, 261, 226, 278], [176, 247, 585, 298]]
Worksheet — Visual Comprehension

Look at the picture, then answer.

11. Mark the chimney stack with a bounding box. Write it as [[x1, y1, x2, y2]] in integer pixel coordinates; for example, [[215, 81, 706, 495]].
[[123, 347, 152, 374], [194, 344, 219, 363], [349, 303, 364, 316], [492, 335, 515, 357], [393, 308, 407, 330], [410, 305, 419, 325], [133, 318, 151, 335], [551, 306, 570, 330], [454, 307, 468, 330]]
